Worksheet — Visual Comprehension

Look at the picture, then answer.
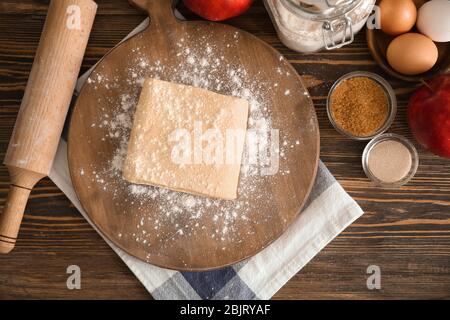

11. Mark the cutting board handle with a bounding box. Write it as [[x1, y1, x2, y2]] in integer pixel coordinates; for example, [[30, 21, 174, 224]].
[[129, 0, 178, 26]]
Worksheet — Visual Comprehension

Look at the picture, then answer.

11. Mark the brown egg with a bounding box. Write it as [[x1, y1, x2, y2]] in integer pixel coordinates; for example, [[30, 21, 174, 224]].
[[387, 33, 438, 75], [380, 0, 417, 36]]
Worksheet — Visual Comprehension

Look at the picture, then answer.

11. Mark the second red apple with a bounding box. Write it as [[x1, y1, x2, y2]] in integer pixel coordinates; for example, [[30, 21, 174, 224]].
[[183, 0, 253, 21]]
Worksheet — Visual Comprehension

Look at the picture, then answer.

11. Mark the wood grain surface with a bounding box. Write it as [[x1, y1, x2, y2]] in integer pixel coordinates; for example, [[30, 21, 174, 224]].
[[0, 0, 449, 299]]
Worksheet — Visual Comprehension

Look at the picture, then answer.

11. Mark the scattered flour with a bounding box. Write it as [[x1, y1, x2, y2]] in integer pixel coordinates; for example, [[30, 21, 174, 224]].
[[82, 32, 307, 258]]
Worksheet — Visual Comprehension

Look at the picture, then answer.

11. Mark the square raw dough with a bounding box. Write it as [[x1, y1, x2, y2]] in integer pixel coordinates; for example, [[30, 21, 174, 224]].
[[122, 78, 249, 200]]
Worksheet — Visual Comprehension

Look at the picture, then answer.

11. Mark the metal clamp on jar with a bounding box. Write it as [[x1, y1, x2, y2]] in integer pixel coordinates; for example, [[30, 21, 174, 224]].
[[264, 0, 375, 53]]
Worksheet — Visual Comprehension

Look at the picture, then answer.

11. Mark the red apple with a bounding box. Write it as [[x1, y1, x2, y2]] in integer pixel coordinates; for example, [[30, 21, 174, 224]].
[[183, 0, 253, 21], [408, 74, 450, 159]]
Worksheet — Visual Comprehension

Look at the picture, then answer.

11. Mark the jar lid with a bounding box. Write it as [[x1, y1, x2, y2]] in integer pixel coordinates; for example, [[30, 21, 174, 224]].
[[281, 0, 362, 20]]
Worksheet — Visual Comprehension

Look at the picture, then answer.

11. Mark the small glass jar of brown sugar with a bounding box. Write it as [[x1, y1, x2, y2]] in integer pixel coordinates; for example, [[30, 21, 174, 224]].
[[362, 134, 419, 188], [327, 71, 397, 140]]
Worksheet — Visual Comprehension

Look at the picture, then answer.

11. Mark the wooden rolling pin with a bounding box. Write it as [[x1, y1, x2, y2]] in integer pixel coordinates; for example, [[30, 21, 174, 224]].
[[0, 0, 97, 253]]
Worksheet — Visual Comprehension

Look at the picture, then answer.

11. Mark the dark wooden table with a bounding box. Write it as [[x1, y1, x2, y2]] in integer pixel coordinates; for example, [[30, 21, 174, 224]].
[[0, 0, 449, 300]]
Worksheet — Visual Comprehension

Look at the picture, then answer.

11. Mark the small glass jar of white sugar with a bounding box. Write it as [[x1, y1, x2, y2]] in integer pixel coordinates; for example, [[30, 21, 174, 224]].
[[264, 0, 375, 53]]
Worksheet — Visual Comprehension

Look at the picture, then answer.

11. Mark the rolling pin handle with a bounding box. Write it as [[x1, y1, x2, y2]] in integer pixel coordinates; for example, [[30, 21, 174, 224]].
[[0, 167, 44, 254], [0, 185, 31, 253]]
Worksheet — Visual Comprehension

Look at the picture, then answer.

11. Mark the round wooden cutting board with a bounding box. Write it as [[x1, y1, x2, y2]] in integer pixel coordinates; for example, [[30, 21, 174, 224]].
[[68, 0, 320, 271]]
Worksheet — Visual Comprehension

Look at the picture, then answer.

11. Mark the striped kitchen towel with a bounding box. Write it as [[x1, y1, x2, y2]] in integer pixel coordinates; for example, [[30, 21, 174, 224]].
[[49, 16, 364, 300]]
